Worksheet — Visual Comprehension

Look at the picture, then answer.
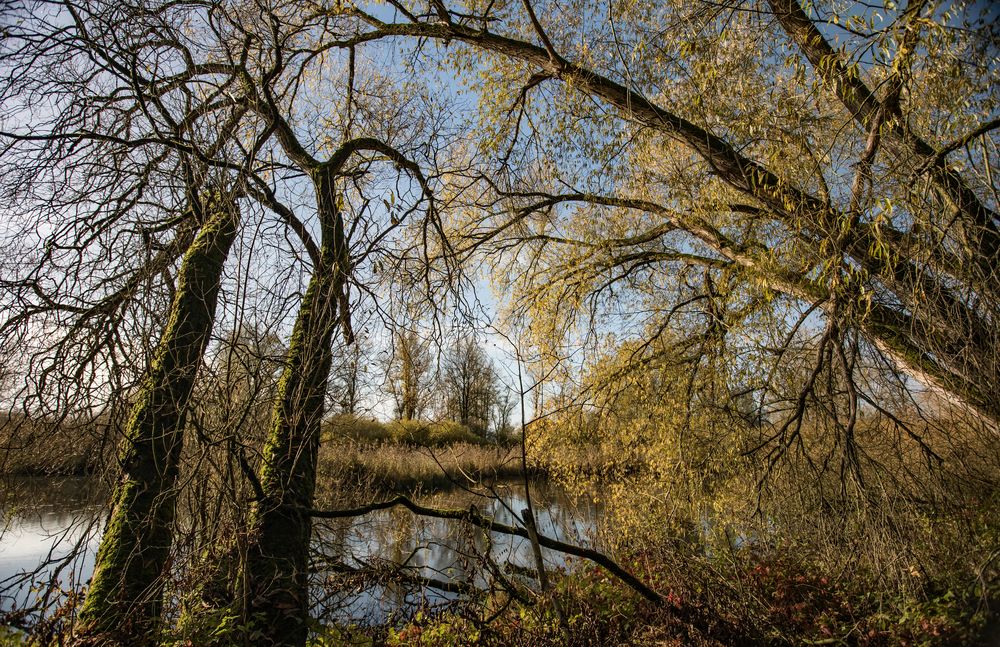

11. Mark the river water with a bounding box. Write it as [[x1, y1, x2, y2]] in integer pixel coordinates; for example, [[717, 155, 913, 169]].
[[0, 476, 600, 626], [0, 477, 103, 616]]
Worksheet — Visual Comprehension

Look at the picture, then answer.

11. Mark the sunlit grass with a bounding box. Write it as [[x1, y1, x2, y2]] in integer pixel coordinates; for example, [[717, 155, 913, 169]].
[[316, 439, 527, 497]]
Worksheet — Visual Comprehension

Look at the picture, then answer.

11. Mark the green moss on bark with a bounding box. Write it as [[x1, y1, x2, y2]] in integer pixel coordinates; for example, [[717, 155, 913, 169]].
[[243, 168, 349, 646], [75, 197, 240, 645]]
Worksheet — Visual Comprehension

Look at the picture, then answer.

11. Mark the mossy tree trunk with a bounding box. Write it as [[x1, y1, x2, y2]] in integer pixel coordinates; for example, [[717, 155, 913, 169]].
[[75, 196, 240, 645], [243, 167, 349, 646]]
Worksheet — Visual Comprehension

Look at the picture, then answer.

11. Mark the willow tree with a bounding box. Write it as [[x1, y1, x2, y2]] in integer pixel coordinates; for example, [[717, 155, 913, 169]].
[[0, 1, 272, 640], [347, 0, 998, 436]]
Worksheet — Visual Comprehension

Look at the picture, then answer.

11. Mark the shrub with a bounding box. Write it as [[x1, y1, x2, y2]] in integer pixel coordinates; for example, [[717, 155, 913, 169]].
[[323, 414, 394, 443], [387, 419, 482, 446], [323, 415, 484, 447]]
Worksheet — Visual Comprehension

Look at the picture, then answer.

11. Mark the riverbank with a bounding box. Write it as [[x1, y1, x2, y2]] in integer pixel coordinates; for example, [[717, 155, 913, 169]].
[[4, 412, 998, 646], [0, 413, 528, 484], [0, 415, 105, 477], [316, 440, 533, 495], [320, 541, 997, 646], [2, 468, 996, 645]]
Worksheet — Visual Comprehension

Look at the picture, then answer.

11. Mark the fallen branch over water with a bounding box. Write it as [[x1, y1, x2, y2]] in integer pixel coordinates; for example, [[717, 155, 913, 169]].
[[312, 556, 476, 596], [308, 494, 663, 605]]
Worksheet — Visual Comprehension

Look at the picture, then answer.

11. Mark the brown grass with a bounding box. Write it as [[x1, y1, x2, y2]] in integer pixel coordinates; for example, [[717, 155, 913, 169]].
[[0, 413, 108, 476], [315, 439, 531, 499]]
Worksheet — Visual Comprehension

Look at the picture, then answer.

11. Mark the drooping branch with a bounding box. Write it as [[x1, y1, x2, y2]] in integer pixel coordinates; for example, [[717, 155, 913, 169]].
[[358, 15, 995, 325], [766, 0, 1000, 264], [310, 494, 664, 605], [477, 190, 999, 426]]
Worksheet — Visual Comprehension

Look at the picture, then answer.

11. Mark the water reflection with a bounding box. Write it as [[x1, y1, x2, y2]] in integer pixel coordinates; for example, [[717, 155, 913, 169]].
[[1, 477, 600, 625], [0, 477, 103, 614], [312, 482, 601, 625]]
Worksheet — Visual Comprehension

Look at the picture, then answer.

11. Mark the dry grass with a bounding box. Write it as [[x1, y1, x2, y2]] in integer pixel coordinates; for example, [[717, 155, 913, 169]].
[[0, 414, 108, 476], [316, 439, 529, 499]]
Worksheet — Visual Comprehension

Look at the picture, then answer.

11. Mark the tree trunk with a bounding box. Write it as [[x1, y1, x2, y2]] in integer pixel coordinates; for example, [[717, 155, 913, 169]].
[[242, 167, 348, 646], [75, 195, 240, 645]]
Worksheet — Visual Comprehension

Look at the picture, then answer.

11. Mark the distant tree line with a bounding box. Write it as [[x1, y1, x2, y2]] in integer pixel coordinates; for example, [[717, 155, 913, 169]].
[[338, 327, 517, 439]]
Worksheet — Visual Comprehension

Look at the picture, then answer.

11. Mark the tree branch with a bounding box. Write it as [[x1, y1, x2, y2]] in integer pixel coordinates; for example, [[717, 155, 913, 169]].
[[309, 494, 664, 605]]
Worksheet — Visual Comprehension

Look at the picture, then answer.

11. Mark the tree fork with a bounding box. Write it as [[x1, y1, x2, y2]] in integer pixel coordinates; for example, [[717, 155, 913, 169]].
[[75, 193, 241, 645]]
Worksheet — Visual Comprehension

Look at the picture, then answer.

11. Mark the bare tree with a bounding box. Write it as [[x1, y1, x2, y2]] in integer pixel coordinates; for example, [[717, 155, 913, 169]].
[[439, 336, 497, 436], [188, 8, 453, 641], [329, 332, 366, 416], [0, 1, 267, 641], [385, 328, 434, 421], [491, 384, 517, 440]]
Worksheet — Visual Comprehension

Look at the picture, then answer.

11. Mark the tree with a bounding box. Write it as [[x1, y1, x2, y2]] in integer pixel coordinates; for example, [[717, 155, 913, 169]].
[[440, 337, 497, 436], [345, 0, 998, 437], [0, 2, 266, 641], [385, 328, 435, 421], [330, 332, 367, 416], [190, 8, 450, 641], [239, 130, 437, 647], [491, 384, 517, 440]]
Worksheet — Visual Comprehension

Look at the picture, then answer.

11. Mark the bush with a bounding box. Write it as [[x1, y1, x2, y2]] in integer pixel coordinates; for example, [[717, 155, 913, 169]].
[[323, 414, 394, 443], [388, 419, 482, 446], [323, 415, 484, 447]]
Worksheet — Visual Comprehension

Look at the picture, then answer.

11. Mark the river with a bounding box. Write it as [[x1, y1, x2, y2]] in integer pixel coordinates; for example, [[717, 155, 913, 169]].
[[0, 476, 600, 626]]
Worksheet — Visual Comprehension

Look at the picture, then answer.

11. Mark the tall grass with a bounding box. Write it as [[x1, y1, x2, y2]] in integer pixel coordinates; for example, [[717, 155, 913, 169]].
[[0, 413, 107, 476], [316, 440, 527, 498], [316, 414, 530, 496]]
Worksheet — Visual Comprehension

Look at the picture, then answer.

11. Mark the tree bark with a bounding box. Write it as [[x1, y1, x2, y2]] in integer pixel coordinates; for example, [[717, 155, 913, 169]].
[[75, 195, 240, 645], [242, 167, 348, 646]]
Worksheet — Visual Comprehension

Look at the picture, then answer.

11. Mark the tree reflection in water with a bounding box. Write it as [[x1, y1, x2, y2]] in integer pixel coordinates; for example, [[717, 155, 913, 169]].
[[1, 477, 599, 626]]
